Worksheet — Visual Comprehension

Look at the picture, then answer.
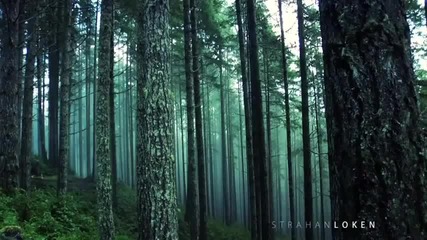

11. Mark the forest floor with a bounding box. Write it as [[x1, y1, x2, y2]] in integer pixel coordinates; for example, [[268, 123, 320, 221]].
[[0, 170, 263, 240]]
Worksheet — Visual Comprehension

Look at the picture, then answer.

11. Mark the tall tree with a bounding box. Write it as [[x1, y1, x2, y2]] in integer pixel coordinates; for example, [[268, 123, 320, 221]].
[[20, 2, 39, 190], [109, 8, 118, 210], [95, 0, 115, 238], [235, 0, 256, 237], [296, 0, 313, 239], [278, 0, 295, 239], [191, 0, 207, 238], [57, 0, 74, 196], [246, 0, 270, 238], [219, 47, 230, 225], [183, 0, 200, 236], [0, 0, 21, 192], [319, 0, 427, 239], [136, 0, 178, 239], [48, 0, 61, 168]]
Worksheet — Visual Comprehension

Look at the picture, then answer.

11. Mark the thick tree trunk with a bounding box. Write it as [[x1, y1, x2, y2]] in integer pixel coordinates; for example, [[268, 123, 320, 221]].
[[296, 0, 313, 239], [183, 0, 199, 237], [0, 0, 21, 192], [20, 5, 38, 190], [57, 0, 74, 196], [236, 0, 256, 237], [246, 0, 270, 238], [278, 0, 295, 239], [136, 0, 178, 239], [319, 1, 427, 239], [95, 0, 115, 238]]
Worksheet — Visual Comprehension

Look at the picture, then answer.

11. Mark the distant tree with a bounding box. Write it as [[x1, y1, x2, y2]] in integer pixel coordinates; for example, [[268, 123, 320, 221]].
[[48, 0, 61, 168], [278, 0, 295, 239], [0, 0, 21, 192], [191, 0, 208, 237], [296, 0, 313, 239], [320, 0, 427, 239], [20, 1, 39, 190], [136, 0, 178, 238]]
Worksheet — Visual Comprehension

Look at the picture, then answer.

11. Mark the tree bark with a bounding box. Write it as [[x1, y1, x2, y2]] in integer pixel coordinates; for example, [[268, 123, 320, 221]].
[[319, 0, 427, 239], [57, 0, 74, 196], [236, 0, 256, 237], [246, 0, 270, 238], [95, 0, 115, 238], [48, 0, 61, 168], [110, 13, 117, 210], [0, 0, 21, 193], [136, 0, 178, 238]]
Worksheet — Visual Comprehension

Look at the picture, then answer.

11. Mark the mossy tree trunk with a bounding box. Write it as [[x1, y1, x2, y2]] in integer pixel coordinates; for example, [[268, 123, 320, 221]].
[[95, 0, 115, 238], [320, 0, 427, 239], [136, 0, 178, 239], [57, 0, 74, 196]]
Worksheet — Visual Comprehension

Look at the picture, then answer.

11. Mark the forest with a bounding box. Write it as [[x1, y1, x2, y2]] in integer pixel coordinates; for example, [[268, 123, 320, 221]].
[[0, 0, 427, 239]]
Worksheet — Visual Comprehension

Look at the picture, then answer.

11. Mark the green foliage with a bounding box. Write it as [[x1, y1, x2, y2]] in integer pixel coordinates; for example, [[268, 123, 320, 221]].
[[0, 180, 250, 240], [0, 189, 97, 240]]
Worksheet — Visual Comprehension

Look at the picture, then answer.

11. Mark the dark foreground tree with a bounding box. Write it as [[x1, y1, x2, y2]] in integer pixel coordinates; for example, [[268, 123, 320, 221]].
[[95, 0, 115, 238], [0, 0, 20, 192], [136, 0, 178, 239], [246, 0, 271, 239], [319, 0, 427, 239]]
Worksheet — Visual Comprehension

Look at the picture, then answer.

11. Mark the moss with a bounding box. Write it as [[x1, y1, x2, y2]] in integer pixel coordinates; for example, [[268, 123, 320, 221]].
[[0, 176, 250, 239]]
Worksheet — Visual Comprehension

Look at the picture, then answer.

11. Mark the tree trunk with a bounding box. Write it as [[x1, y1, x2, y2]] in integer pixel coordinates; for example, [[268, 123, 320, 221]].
[[191, 0, 207, 238], [37, 42, 48, 165], [183, 0, 199, 237], [246, 0, 270, 238], [219, 48, 230, 225], [20, 4, 38, 190], [296, 0, 313, 239], [278, 0, 295, 238], [136, 0, 178, 238], [314, 80, 325, 240], [57, 0, 74, 196], [84, 2, 93, 178], [110, 17, 117, 210], [319, 0, 427, 239], [48, 0, 61, 169], [236, 0, 256, 237], [95, 0, 115, 238], [0, 0, 21, 192]]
